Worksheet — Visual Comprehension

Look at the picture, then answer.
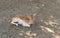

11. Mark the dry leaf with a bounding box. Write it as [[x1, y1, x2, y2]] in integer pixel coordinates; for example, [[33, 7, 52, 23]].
[[19, 33, 23, 36], [31, 33, 37, 36], [44, 27, 55, 33], [26, 31, 31, 36]]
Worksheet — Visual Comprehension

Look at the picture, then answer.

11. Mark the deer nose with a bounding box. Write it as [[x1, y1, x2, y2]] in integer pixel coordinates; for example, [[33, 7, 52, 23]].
[[14, 22, 18, 23]]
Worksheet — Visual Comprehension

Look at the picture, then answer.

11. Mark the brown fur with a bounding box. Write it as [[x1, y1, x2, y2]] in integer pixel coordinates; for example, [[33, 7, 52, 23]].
[[12, 14, 35, 25]]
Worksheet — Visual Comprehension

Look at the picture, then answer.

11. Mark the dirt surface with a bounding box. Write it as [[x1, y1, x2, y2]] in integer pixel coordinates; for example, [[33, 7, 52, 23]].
[[0, 0, 60, 38]]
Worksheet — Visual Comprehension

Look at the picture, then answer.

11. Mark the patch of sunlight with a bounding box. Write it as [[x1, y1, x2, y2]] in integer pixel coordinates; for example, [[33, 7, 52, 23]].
[[44, 22, 49, 25], [44, 27, 55, 33], [48, 20, 59, 26], [25, 31, 37, 37], [44, 20, 59, 26], [54, 35, 60, 38], [40, 26, 55, 33], [19, 33, 24, 36], [52, 34, 60, 38], [26, 31, 31, 36]]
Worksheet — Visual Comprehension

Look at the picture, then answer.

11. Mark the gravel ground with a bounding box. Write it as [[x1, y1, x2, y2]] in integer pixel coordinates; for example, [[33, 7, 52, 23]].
[[0, 0, 60, 38]]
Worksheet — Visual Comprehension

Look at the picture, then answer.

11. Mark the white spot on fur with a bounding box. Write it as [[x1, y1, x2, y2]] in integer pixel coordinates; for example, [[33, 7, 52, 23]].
[[11, 18, 30, 27]]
